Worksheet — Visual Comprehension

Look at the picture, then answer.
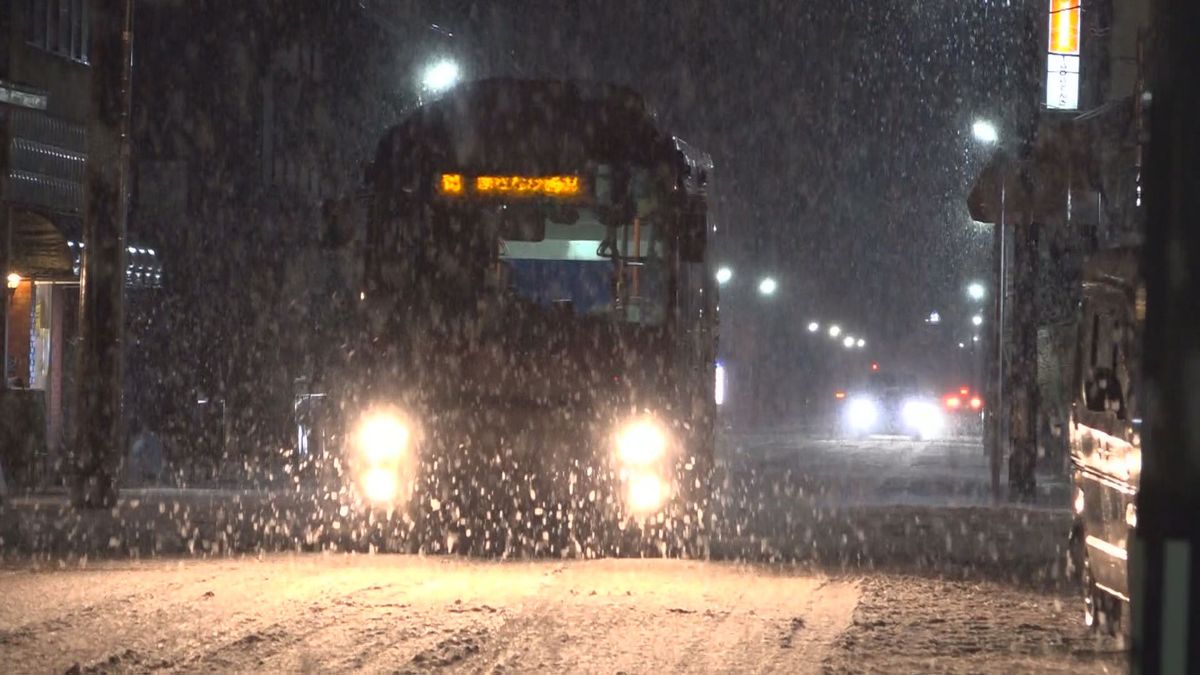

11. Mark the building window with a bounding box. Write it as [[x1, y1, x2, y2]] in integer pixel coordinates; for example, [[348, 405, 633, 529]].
[[25, 0, 90, 64]]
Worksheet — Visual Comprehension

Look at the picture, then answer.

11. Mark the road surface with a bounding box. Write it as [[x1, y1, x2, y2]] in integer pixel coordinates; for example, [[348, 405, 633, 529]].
[[1, 433, 1126, 673], [1, 556, 1124, 674]]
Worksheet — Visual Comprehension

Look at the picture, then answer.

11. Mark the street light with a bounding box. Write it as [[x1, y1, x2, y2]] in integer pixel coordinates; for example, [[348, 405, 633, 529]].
[[828, 324, 842, 338], [842, 335, 856, 349], [967, 281, 986, 301], [807, 321, 820, 333], [716, 267, 733, 285], [757, 277, 777, 296], [856, 338, 865, 348], [6, 272, 20, 290], [927, 311, 941, 324], [422, 59, 461, 94], [971, 314, 983, 326], [972, 119, 998, 145]]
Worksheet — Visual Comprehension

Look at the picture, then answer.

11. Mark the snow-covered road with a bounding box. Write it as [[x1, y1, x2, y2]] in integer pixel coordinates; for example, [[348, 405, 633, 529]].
[[0, 433, 1126, 672], [720, 431, 1068, 508], [1, 557, 856, 673], [0, 556, 1124, 674]]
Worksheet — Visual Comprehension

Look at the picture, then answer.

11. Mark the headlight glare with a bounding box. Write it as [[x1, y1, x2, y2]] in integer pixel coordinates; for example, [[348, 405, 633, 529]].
[[358, 413, 410, 464], [362, 467, 399, 503], [845, 397, 879, 431], [626, 473, 668, 513], [902, 399, 944, 438], [616, 419, 668, 466]]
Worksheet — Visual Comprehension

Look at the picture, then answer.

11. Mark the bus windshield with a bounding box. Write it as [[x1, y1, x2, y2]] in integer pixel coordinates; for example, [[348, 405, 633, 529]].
[[494, 205, 668, 326], [379, 163, 675, 327]]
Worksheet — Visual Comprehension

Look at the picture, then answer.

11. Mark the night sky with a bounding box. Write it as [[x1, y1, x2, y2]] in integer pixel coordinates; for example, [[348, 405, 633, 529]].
[[404, 0, 1039, 359]]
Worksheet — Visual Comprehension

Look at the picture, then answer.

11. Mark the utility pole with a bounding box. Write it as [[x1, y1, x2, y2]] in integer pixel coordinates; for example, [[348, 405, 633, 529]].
[[1133, 0, 1200, 669], [1007, 210, 1038, 501], [72, 0, 133, 508], [989, 167, 1007, 502]]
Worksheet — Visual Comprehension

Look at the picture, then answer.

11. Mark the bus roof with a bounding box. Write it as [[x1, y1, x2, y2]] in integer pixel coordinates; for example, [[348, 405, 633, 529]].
[[373, 78, 706, 188]]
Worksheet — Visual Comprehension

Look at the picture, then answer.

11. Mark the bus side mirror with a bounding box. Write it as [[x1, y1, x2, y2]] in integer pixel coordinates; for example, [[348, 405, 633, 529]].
[[680, 210, 707, 263], [321, 196, 357, 249]]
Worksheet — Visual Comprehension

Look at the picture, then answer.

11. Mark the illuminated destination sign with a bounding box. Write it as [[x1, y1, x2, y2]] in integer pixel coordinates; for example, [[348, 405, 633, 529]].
[[1046, 0, 1081, 110], [439, 173, 582, 198]]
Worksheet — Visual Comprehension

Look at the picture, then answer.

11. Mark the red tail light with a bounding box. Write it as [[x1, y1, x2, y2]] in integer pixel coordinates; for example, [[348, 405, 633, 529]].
[[959, 386, 970, 396], [944, 396, 962, 409], [970, 397, 983, 410]]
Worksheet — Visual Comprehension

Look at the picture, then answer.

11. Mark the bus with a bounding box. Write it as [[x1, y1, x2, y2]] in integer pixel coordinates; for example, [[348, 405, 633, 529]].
[[319, 79, 718, 556]]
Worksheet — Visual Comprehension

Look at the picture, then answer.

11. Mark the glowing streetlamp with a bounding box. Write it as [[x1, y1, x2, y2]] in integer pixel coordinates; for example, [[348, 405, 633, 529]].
[[842, 335, 856, 349], [971, 314, 983, 327], [757, 277, 777, 296], [828, 324, 842, 338], [972, 120, 998, 145], [967, 281, 986, 301], [807, 321, 820, 333], [715, 267, 733, 285], [6, 272, 20, 290], [927, 311, 941, 324], [856, 338, 866, 348], [422, 59, 461, 95]]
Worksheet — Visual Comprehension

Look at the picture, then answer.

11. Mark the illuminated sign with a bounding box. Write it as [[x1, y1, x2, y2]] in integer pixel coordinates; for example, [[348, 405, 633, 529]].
[[1046, 54, 1080, 110], [1048, 0, 1080, 55], [475, 175, 581, 197], [1046, 0, 1081, 110], [439, 173, 581, 198], [440, 173, 464, 195]]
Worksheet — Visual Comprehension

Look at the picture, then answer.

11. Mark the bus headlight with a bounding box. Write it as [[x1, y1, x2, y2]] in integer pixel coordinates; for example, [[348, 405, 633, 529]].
[[616, 419, 668, 466], [358, 412, 411, 464], [615, 417, 672, 514], [626, 473, 668, 513], [354, 409, 415, 504], [362, 467, 400, 503]]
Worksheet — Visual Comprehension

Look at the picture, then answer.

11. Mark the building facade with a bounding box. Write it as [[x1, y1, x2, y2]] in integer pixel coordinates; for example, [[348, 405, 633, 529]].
[[1, 0, 93, 486], [968, 0, 1152, 495], [129, 0, 434, 479]]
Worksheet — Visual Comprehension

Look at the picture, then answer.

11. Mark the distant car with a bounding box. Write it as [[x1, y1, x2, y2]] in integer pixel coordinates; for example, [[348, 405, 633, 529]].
[[837, 373, 945, 440], [940, 385, 984, 435]]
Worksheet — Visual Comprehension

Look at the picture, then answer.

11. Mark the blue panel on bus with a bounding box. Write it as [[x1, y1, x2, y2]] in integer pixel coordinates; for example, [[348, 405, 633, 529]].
[[506, 260, 613, 315]]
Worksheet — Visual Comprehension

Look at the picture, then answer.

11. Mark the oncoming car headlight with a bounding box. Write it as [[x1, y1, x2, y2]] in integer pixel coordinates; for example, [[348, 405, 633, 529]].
[[616, 419, 668, 466], [845, 397, 880, 431], [358, 412, 411, 464], [901, 399, 944, 438]]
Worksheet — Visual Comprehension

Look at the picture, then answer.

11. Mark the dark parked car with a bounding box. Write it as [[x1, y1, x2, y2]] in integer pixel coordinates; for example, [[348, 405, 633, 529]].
[[1067, 247, 1141, 634]]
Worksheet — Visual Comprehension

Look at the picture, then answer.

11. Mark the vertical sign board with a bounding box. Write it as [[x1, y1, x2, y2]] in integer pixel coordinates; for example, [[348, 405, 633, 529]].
[[1046, 0, 1082, 110]]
